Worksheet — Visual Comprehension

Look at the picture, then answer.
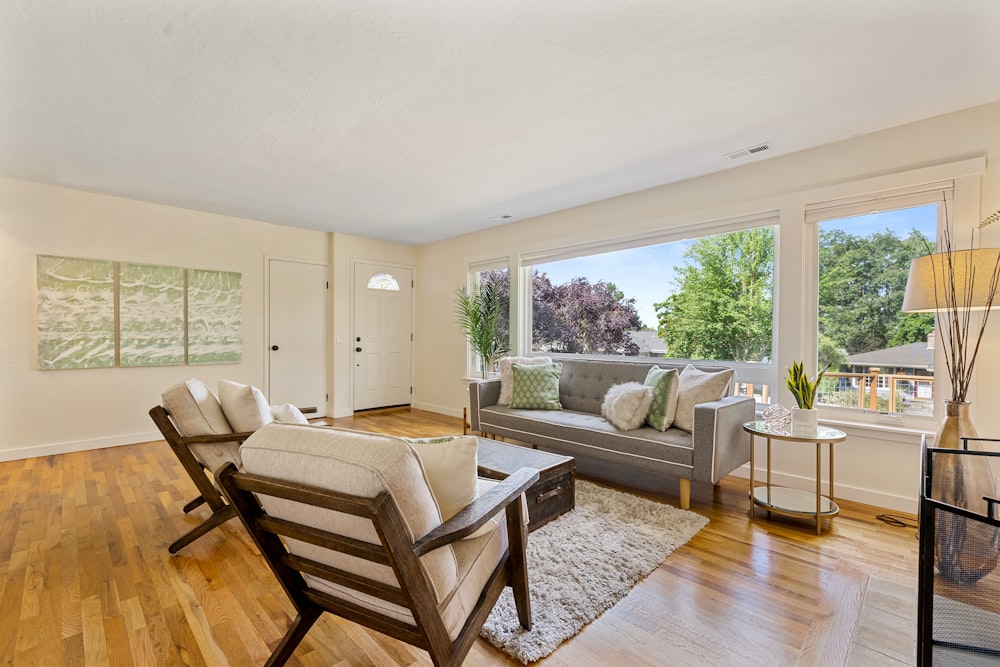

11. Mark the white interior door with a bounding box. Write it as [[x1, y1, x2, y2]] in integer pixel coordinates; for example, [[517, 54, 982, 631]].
[[268, 259, 328, 417], [353, 263, 413, 411]]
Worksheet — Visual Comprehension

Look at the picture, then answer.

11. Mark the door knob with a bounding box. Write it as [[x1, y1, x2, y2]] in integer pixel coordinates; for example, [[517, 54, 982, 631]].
[[355, 347, 362, 352], [271, 345, 279, 351]]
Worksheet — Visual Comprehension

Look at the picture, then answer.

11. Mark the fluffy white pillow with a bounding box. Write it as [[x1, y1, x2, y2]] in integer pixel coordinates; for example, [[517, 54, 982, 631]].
[[498, 356, 552, 405], [673, 365, 735, 433], [601, 382, 654, 431], [270, 403, 310, 424], [218, 380, 274, 432]]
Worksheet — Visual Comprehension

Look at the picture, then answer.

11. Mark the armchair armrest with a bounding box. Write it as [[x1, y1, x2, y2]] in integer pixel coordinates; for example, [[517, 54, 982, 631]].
[[183, 431, 255, 445], [692, 395, 755, 484], [414, 466, 539, 555], [469, 379, 502, 432]]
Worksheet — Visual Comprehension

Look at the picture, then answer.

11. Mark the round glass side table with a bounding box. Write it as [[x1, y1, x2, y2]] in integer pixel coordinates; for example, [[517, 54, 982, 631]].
[[743, 421, 847, 535]]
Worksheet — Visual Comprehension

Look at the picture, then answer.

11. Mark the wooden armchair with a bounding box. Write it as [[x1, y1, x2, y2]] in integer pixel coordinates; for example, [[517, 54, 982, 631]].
[[150, 378, 306, 554], [217, 422, 539, 667], [149, 403, 252, 554]]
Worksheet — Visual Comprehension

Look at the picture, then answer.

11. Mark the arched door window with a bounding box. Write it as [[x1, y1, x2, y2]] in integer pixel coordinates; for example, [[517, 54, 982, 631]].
[[367, 273, 400, 291]]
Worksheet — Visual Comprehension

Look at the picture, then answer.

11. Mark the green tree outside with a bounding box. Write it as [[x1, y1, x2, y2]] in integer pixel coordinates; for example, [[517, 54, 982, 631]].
[[654, 227, 773, 362], [818, 228, 934, 360]]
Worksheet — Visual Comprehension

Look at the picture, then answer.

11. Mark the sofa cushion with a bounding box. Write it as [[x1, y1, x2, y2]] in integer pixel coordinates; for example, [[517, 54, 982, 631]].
[[218, 380, 274, 432], [644, 366, 680, 431], [510, 363, 563, 410], [478, 405, 695, 468], [557, 359, 654, 413], [673, 365, 735, 432], [601, 382, 653, 430], [498, 356, 552, 405]]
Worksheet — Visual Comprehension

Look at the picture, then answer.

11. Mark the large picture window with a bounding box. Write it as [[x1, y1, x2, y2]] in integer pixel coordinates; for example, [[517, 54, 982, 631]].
[[520, 220, 776, 404], [809, 186, 943, 418]]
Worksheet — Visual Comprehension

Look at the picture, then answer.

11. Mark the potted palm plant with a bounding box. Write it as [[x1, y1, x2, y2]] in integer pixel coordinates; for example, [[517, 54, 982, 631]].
[[455, 276, 507, 378], [785, 360, 830, 435]]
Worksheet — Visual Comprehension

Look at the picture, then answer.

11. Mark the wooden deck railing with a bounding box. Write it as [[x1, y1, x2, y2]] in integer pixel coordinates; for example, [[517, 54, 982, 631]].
[[817, 368, 934, 415]]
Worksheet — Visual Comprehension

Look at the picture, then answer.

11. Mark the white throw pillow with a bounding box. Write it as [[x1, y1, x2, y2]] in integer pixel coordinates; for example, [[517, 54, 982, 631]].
[[498, 356, 552, 405], [405, 435, 514, 540], [673, 365, 735, 433], [161, 378, 232, 436], [405, 436, 480, 522], [218, 380, 274, 432], [601, 382, 654, 431], [270, 403, 310, 424]]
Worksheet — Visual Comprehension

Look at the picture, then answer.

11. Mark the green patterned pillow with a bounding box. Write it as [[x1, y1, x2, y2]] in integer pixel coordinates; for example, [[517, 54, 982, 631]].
[[644, 366, 679, 431], [510, 363, 563, 410]]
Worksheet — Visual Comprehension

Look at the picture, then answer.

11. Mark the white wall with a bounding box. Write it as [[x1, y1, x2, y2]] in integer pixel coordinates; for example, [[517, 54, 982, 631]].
[[0, 178, 327, 460], [414, 100, 1000, 513]]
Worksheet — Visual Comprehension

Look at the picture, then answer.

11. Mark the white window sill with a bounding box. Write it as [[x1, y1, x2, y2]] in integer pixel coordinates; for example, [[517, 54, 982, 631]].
[[818, 417, 932, 446]]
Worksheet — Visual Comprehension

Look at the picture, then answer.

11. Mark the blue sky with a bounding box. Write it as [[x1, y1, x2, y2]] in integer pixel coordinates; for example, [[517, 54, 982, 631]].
[[534, 205, 938, 330]]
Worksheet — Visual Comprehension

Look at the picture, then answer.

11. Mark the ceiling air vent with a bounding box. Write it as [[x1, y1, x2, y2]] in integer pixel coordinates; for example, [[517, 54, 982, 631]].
[[725, 142, 772, 160]]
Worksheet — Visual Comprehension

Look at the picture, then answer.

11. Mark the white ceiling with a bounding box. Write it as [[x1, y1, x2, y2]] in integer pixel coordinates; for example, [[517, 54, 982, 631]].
[[3, 1, 1000, 245]]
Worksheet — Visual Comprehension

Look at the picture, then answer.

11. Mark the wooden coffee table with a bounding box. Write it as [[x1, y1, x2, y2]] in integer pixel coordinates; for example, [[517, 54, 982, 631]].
[[475, 437, 575, 532]]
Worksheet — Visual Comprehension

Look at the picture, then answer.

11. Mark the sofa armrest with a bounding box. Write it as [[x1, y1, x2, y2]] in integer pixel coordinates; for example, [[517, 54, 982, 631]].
[[691, 395, 755, 484], [469, 379, 501, 432]]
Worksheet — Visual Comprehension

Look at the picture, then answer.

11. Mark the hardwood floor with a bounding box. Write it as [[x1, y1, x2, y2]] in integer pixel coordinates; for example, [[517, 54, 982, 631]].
[[0, 408, 922, 666]]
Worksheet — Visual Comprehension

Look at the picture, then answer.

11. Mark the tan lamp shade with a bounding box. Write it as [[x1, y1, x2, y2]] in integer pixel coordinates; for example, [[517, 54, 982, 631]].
[[901, 248, 1000, 313]]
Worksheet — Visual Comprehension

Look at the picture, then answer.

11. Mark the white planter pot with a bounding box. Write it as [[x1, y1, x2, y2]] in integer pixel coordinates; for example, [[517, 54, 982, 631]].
[[791, 407, 818, 436]]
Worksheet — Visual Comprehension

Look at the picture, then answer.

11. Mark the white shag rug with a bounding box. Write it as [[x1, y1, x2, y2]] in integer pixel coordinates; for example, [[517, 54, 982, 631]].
[[480, 480, 708, 663]]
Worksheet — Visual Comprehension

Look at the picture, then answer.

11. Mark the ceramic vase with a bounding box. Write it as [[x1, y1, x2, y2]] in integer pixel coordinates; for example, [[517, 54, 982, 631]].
[[791, 407, 818, 436], [932, 401, 1000, 584]]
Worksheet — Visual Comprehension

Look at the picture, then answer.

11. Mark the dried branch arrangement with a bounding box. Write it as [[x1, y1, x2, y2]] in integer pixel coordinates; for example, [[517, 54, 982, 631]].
[[931, 212, 1000, 402]]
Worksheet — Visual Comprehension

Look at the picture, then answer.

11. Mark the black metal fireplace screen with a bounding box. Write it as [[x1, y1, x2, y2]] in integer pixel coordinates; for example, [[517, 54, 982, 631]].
[[918, 437, 1000, 666]]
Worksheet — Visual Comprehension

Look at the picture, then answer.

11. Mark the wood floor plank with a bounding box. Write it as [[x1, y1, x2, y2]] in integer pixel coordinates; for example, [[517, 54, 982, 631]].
[[0, 408, 925, 666]]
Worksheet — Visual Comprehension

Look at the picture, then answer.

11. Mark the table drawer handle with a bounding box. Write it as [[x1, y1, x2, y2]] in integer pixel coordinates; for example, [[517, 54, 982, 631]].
[[536, 487, 564, 503]]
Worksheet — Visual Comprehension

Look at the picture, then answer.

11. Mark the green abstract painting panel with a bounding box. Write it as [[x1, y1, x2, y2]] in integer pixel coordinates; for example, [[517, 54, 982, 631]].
[[37, 255, 116, 369], [188, 269, 242, 364], [120, 263, 185, 367]]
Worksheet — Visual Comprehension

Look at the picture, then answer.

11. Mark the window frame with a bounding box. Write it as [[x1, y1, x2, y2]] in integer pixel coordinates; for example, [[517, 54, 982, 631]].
[[805, 182, 951, 431], [463, 258, 510, 379], [517, 211, 780, 406]]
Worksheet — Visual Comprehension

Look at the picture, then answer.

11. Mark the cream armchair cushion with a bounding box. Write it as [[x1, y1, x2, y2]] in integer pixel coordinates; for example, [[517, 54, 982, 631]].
[[161, 378, 242, 471], [239, 423, 509, 640]]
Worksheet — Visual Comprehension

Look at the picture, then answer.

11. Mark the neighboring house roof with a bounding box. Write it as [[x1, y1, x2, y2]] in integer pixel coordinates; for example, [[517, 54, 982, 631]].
[[629, 330, 668, 355], [845, 342, 933, 372]]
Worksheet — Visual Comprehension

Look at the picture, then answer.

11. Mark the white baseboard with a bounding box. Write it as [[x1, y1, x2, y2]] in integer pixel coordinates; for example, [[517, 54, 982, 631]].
[[410, 401, 464, 419], [0, 431, 162, 463], [331, 407, 354, 418], [729, 464, 916, 514]]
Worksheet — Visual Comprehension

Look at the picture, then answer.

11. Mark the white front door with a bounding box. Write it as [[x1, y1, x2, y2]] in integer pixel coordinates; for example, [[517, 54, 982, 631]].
[[352, 262, 413, 411], [268, 259, 328, 417]]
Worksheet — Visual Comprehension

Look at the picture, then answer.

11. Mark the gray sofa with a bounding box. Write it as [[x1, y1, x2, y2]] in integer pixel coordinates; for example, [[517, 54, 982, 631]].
[[469, 358, 755, 509]]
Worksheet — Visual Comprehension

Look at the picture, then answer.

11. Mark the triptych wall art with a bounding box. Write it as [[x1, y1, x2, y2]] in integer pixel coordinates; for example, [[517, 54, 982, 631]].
[[37, 255, 242, 370]]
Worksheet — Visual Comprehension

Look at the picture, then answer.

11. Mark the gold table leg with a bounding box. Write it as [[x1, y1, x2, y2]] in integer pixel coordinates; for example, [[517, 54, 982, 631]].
[[816, 442, 822, 535], [749, 433, 755, 518]]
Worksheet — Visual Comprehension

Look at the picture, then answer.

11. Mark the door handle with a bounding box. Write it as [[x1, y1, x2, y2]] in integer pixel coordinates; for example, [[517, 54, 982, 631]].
[[356, 347, 362, 352], [271, 345, 279, 351]]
